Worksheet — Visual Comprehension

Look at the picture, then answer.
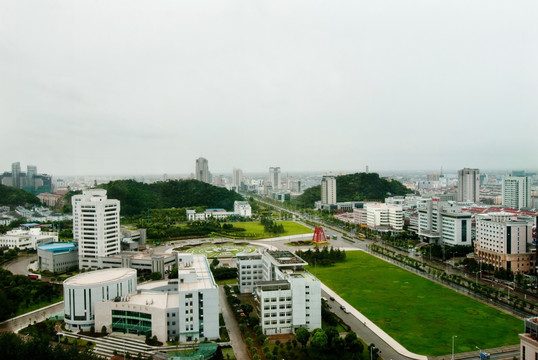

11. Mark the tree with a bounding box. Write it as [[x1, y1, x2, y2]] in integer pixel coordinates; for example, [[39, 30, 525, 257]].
[[295, 327, 310, 348], [310, 328, 328, 351], [101, 325, 107, 334], [240, 304, 253, 318], [325, 327, 339, 348]]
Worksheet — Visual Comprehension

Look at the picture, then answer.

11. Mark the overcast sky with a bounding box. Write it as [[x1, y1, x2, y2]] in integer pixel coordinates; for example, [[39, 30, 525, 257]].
[[1, 1, 537, 176]]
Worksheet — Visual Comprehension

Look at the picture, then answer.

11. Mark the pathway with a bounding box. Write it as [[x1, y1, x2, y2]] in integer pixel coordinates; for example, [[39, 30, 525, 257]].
[[218, 285, 249, 360]]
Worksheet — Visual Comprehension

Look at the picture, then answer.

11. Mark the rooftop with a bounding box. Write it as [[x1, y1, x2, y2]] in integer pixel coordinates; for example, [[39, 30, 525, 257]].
[[267, 250, 307, 265], [64, 268, 136, 286], [38, 242, 76, 253]]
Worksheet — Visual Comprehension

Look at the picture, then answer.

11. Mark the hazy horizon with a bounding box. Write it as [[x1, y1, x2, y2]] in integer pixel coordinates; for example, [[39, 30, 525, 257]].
[[2, 1, 537, 176]]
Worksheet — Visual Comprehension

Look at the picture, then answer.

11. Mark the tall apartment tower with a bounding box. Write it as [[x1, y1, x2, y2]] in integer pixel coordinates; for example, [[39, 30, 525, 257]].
[[321, 175, 337, 205], [232, 168, 243, 189], [269, 167, 281, 190], [195, 157, 210, 183], [27, 165, 37, 191], [457, 168, 480, 203], [11, 162, 21, 188], [502, 175, 531, 209], [72, 189, 121, 269]]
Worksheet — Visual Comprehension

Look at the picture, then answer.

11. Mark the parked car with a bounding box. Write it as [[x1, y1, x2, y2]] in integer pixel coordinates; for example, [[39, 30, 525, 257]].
[[330, 296, 335, 301]]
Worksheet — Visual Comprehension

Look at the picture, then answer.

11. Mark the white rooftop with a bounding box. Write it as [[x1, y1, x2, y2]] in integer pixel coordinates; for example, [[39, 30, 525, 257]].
[[64, 268, 136, 286], [178, 254, 216, 291]]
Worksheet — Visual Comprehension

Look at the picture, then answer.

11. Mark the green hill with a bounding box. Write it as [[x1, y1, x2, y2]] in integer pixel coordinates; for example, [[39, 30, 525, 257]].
[[94, 179, 244, 216], [292, 173, 411, 208], [0, 184, 41, 207]]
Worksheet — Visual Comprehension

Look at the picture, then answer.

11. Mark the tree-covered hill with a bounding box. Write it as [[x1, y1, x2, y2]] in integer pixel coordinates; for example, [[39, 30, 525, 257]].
[[0, 184, 41, 207], [292, 173, 412, 208], [94, 179, 244, 216]]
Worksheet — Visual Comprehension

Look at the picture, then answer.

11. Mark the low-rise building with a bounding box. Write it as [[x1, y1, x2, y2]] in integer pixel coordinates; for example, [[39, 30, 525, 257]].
[[520, 317, 538, 359], [38, 242, 78, 273], [233, 201, 252, 217], [237, 250, 321, 335], [417, 200, 472, 246], [186, 209, 233, 221], [67, 254, 219, 343], [0, 226, 57, 250], [365, 203, 403, 231]]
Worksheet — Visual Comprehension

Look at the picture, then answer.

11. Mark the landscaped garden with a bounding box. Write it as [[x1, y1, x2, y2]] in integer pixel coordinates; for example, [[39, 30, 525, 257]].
[[213, 221, 312, 240], [307, 250, 522, 356]]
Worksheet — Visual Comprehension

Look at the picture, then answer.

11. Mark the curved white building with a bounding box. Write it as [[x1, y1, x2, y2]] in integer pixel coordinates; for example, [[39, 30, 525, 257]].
[[64, 268, 137, 330]]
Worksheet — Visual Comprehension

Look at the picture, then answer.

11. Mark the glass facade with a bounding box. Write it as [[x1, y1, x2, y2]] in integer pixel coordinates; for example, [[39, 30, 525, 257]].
[[112, 310, 152, 335]]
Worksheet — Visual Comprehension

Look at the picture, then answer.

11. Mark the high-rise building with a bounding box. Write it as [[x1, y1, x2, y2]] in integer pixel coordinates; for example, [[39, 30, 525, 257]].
[[321, 175, 337, 205], [457, 168, 480, 203], [269, 167, 281, 190], [72, 189, 121, 269], [11, 162, 21, 188], [502, 175, 531, 209], [232, 168, 243, 189], [195, 157, 210, 183], [26, 165, 37, 191]]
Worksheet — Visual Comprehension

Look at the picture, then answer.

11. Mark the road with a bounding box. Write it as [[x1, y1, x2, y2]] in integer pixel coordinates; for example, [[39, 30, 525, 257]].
[[323, 289, 416, 360], [2, 254, 37, 275], [0, 301, 64, 333]]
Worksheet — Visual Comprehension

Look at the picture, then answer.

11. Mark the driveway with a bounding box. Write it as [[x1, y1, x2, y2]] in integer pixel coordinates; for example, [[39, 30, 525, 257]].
[[218, 285, 249, 360]]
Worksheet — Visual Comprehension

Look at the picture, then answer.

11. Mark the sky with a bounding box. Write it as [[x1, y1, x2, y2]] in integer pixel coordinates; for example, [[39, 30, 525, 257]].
[[1, 1, 537, 176]]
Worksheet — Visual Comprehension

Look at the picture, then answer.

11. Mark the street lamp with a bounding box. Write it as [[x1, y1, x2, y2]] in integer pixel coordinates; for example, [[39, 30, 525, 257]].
[[452, 335, 457, 360], [370, 345, 376, 360]]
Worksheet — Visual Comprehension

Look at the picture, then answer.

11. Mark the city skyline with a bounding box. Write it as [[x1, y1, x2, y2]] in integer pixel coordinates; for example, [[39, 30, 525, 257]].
[[1, 1, 537, 176]]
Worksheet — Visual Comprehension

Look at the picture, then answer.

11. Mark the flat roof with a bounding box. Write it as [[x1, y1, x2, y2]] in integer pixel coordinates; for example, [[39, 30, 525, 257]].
[[64, 268, 136, 286], [124, 293, 168, 309], [178, 255, 216, 291], [267, 250, 307, 265], [38, 242, 76, 253]]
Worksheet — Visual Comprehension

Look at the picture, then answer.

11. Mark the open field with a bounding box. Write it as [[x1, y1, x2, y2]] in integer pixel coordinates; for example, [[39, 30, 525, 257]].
[[216, 221, 312, 240], [308, 251, 522, 356]]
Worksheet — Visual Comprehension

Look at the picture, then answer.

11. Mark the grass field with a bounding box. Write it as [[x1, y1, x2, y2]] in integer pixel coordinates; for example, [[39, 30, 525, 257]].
[[232, 221, 312, 238], [307, 251, 522, 356]]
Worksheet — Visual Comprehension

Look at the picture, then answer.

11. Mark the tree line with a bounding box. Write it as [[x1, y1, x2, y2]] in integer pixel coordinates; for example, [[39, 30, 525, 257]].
[[296, 247, 346, 267], [0, 268, 62, 321], [259, 217, 285, 234]]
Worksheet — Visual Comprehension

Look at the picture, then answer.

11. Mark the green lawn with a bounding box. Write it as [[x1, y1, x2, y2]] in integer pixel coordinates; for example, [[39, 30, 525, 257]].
[[307, 251, 522, 356], [233, 221, 312, 238]]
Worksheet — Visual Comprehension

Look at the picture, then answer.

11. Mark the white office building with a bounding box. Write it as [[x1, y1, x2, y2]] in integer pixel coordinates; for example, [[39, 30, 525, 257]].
[[417, 200, 472, 246], [269, 167, 281, 190], [321, 175, 337, 205], [0, 226, 57, 250], [502, 175, 531, 209], [72, 189, 121, 269], [67, 254, 219, 343], [365, 203, 404, 231], [458, 168, 480, 203], [237, 250, 321, 335], [475, 212, 535, 274], [64, 268, 137, 331], [234, 201, 252, 217]]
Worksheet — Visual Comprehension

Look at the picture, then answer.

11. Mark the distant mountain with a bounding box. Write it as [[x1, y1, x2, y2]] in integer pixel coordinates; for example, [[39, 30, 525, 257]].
[[292, 172, 412, 208], [94, 179, 244, 216], [0, 184, 41, 207]]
